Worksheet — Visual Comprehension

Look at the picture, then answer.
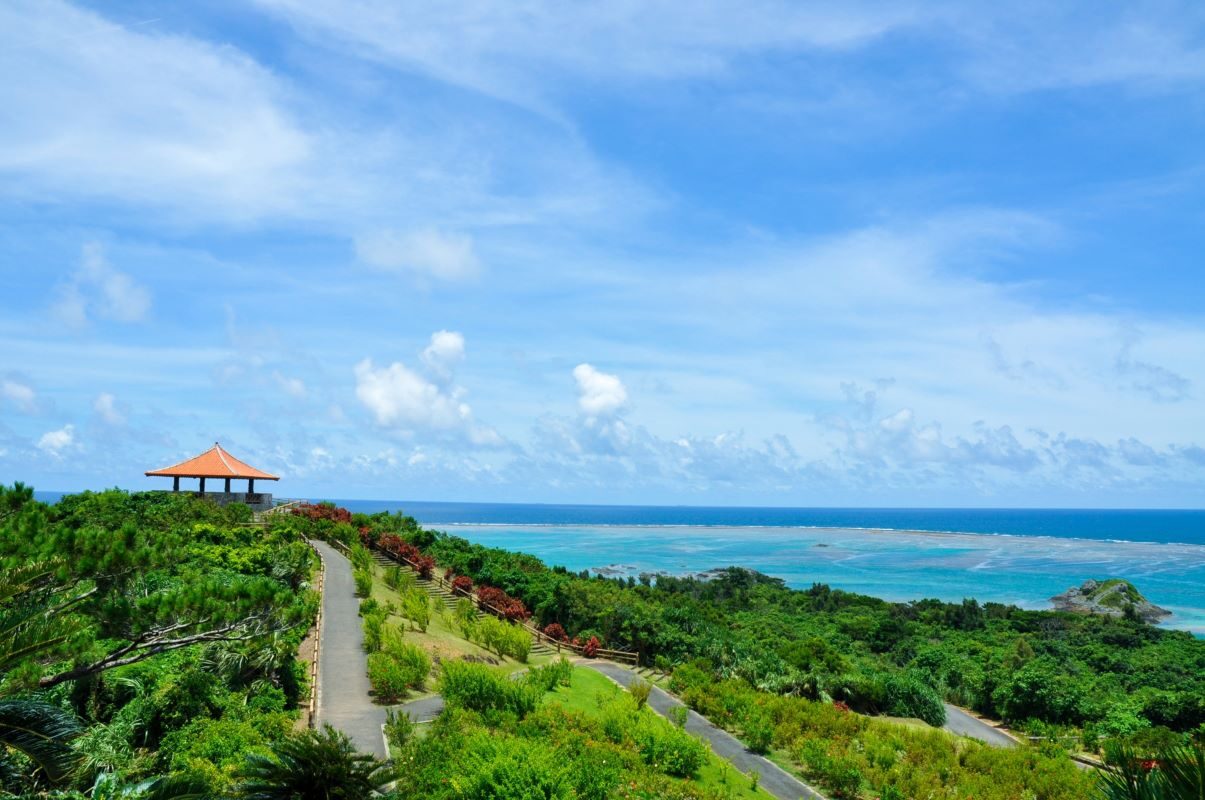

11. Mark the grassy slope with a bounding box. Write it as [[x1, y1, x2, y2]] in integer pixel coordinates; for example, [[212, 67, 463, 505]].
[[545, 667, 778, 800], [369, 562, 553, 695]]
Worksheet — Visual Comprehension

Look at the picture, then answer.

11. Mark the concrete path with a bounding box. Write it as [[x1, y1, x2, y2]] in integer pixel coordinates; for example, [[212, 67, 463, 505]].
[[310, 540, 386, 758], [942, 703, 1018, 748], [584, 662, 827, 800]]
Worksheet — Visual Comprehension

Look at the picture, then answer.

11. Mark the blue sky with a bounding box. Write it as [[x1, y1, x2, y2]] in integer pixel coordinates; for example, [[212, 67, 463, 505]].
[[2, 0, 1204, 507]]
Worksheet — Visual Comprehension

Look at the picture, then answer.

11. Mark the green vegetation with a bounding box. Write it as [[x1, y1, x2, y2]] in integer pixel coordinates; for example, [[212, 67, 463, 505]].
[[236, 724, 395, 800], [1091, 579, 1147, 609], [343, 515, 1205, 741], [393, 664, 770, 800], [0, 484, 318, 796], [671, 661, 1097, 799], [333, 503, 1204, 798], [4, 488, 1202, 799], [457, 614, 533, 662]]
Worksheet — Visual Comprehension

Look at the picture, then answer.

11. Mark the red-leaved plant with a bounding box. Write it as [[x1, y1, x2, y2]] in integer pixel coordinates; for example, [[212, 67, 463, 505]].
[[542, 622, 568, 641], [292, 503, 352, 524], [476, 586, 531, 621]]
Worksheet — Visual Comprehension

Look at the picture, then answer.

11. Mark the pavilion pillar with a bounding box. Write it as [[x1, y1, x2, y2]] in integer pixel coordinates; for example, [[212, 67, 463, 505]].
[[247, 478, 255, 495], [199, 477, 206, 495], [172, 476, 179, 492], [224, 477, 231, 493]]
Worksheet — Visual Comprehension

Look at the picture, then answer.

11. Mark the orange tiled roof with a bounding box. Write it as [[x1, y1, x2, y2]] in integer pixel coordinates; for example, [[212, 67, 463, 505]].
[[145, 443, 279, 480]]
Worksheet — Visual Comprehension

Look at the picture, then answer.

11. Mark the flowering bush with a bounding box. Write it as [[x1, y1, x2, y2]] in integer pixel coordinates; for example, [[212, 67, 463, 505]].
[[452, 575, 474, 595], [375, 535, 436, 578], [477, 586, 531, 621], [583, 636, 601, 658], [292, 502, 352, 524], [543, 622, 568, 642]]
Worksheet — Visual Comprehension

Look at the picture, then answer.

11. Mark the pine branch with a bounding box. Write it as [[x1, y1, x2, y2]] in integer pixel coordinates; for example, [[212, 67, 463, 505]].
[[36, 612, 289, 688]]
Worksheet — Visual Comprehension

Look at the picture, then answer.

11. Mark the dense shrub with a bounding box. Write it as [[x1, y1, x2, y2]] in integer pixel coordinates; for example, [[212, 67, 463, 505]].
[[526, 658, 574, 693], [439, 660, 540, 718], [400, 588, 431, 632], [543, 622, 568, 641], [452, 575, 473, 595], [381, 627, 431, 687], [460, 615, 533, 662], [477, 586, 531, 621], [598, 695, 707, 778], [291, 502, 352, 524], [353, 568, 373, 598], [628, 679, 652, 709], [883, 671, 946, 727], [368, 653, 411, 702]]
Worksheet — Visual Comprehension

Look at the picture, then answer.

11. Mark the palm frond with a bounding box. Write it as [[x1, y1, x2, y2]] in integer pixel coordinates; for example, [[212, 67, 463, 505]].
[[0, 697, 82, 784]]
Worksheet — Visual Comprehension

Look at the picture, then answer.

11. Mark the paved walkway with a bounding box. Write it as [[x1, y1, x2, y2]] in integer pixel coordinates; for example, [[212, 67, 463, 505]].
[[943, 703, 1019, 748], [310, 540, 386, 758], [584, 662, 827, 800]]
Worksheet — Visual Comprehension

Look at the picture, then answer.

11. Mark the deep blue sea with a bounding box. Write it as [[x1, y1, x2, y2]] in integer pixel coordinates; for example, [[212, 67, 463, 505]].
[[338, 502, 1205, 636]]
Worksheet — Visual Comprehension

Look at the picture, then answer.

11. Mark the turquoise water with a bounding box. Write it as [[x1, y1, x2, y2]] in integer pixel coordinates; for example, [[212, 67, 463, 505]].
[[431, 523, 1205, 635], [334, 502, 1205, 635]]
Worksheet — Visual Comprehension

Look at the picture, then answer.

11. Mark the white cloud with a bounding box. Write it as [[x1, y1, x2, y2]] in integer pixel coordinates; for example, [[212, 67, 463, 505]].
[[1, 380, 37, 413], [354, 333, 500, 445], [52, 243, 151, 327], [355, 359, 470, 429], [253, 0, 1205, 119], [0, 0, 311, 220], [93, 392, 124, 425], [573, 364, 628, 417], [37, 424, 74, 455], [421, 330, 467, 381], [254, 0, 914, 112], [355, 228, 480, 281]]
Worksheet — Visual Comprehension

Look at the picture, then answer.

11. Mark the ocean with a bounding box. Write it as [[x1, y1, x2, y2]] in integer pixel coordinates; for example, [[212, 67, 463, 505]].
[[339, 502, 1205, 636]]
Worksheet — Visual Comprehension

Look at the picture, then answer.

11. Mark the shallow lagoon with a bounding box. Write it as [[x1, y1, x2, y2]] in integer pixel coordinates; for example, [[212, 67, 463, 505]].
[[434, 523, 1205, 635]]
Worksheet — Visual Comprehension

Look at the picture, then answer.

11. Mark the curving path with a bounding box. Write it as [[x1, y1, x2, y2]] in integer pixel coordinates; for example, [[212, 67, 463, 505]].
[[943, 703, 1019, 748], [310, 540, 386, 758], [584, 662, 827, 800]]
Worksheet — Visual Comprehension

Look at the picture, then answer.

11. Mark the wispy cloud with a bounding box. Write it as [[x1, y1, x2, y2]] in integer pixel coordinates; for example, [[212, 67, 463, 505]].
[[51, 243, 151, 328]]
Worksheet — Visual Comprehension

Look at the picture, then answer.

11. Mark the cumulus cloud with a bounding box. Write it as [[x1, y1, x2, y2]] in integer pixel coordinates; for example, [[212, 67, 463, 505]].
[[52, 243, 151, 327], [421, 331, 467, 381], [37, 424, 74, 455], [573, 364, 628, 417], [355, 228, 480, 281], [353, 332, 500, 445], [93, 392, 124, 425], [1, 380, 37, 413]]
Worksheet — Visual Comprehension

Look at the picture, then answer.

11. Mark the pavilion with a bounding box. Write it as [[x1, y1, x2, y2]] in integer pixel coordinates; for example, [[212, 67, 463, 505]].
[[146, 443, 279, 510]]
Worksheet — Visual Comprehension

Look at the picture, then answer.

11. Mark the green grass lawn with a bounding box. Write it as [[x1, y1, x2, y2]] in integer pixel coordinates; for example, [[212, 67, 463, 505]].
[[545, 667, 777, 800]]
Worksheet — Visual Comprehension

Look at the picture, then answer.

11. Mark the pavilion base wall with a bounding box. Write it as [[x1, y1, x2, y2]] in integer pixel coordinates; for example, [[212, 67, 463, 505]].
[[159, 490, 274, 511]]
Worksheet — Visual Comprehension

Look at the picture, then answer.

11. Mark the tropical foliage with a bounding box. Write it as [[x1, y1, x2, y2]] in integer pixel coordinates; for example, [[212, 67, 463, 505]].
[[0, 485, 317, 796]]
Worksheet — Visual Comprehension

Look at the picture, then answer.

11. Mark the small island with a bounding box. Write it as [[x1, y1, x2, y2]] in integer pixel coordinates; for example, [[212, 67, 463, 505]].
[[1051, 578, 1172, 623]]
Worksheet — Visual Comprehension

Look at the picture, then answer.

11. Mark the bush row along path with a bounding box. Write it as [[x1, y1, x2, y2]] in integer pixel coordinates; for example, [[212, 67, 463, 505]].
[[310, 539, 387, 758]]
